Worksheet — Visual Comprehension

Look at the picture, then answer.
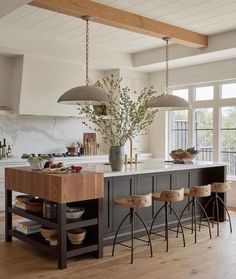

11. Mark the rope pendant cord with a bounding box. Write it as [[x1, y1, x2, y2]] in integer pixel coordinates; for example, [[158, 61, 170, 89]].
[[86, 19, 89, 86], [165, 38, 169, 95]]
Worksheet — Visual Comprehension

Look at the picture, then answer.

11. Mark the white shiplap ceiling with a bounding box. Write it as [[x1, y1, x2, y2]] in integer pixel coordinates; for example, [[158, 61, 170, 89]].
[[0, 0, 235, 72], [0, 0, 235, 54]]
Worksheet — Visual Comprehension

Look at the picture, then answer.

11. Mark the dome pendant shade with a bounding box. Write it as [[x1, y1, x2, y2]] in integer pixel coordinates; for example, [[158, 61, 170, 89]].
[[57, 85, 108, 105], [147, 94, 190, 110]]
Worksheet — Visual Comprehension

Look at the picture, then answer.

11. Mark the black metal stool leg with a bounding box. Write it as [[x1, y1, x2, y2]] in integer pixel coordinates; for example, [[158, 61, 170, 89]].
[[215, 193, 220, 236], [196, 200, 212, 239], [199, 196, 213, 231], [165, 202, 169, 252], [193, 198, 197, 243], [217, 195, 233, 234], [131, 208, 134, 264], [169, 206, 186, 247], [150, 204, 165, 235], [212, 198, 215, 228], [177, 199, 192, 238], [135, 212, 153, 257], [112, 212, 130, 256], [191, 200, 194, 234]]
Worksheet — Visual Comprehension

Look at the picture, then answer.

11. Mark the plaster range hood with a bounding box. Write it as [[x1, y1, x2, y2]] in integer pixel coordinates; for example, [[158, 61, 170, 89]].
[[8, 55, 87, 117]]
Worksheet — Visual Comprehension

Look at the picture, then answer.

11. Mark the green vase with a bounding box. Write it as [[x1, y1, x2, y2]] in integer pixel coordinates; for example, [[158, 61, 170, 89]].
[[109, 146, 124, 171]]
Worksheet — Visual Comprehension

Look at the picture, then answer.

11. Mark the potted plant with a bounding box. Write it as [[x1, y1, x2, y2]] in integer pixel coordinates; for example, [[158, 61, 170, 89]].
[[78, 75, 158, 171]]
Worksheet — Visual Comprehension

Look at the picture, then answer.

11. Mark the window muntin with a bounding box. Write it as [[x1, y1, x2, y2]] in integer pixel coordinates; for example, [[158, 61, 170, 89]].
[[195, 86, 214, 101], [194, 108, 213, 161], [221, 106, 236, 176], [169, 110, 188, 152], [222, 83, 236, 99]]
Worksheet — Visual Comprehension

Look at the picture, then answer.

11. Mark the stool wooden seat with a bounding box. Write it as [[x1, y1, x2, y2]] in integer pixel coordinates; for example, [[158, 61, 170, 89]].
[[150, 188, 185, 252], [177, 185, 212, 243], [200, 182, 232, 236], [112, 193, 153, 264], [115, 193, 152, 208], [184, 185, 211, 197], [211, 182, 232, 193], [153, 188, 184, 202]]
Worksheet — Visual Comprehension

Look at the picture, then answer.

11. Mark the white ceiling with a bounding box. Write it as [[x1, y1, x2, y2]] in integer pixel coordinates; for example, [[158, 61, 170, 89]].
[[0, 0, 235, 71], [94, 0, 236, 35]]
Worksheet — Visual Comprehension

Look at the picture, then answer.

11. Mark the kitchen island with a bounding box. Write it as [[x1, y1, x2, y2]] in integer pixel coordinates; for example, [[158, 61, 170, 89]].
[[82, 159, 227, 244], [5, 160, 227, 268]]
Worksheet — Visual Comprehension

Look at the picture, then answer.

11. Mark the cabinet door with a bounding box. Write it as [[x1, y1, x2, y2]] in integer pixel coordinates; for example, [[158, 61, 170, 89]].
[[173, 171, 190, 219], [103, 178, 113, 234], [112, 175, 135, 231], [155, 172, 172, 224], [0, 180, 4, 215], [135, 173, 156, 227]]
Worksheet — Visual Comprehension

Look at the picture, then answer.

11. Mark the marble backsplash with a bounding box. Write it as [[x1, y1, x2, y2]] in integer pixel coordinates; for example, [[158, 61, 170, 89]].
[[0, 114, 107, 158], [0, 113, 148, 158]]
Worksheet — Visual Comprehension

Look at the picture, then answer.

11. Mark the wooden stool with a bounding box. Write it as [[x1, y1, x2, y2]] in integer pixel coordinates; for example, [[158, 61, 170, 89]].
[[150, 188, 186, 252], [112, 193, 153, 264], [199, 182, 232, 236], [177, 185, 212, 243]]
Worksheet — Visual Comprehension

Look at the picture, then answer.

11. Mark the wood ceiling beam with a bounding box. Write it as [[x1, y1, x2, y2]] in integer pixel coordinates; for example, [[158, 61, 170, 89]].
[[29, 0, 208, 48]]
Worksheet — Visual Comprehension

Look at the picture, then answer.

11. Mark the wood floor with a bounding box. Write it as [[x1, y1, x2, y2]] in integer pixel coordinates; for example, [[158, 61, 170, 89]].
[[1, 211, 236, 279]]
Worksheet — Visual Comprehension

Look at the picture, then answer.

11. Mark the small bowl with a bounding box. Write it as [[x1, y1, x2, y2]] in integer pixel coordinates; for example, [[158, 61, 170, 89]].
[[28, 159, 47, 170], [66, 207, 85, 219], [26, 198, 44, 214], [71, 165, 83, 173], [40, 226, 57, 241], [16, 195, 34, 203], [67, 228, 86, 245]]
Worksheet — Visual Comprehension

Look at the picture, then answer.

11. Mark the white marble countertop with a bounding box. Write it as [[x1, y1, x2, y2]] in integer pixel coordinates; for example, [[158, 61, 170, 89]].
[[80, 159, 227, 178], [0, 153, 152, 167]]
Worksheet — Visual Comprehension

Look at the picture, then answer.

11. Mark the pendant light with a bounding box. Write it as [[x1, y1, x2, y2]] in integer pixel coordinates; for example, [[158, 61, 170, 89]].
[[147, 37, 190, 110], [57, 16, 108, 105]]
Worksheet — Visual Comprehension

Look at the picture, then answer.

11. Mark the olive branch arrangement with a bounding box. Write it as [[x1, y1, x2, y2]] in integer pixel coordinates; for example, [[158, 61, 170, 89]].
[[78, 75, 158, 146]]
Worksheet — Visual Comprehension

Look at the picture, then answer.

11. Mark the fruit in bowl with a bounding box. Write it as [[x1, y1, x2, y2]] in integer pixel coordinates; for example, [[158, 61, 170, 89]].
[[170, 147, 199, 162], [28, 156, 47, 170]]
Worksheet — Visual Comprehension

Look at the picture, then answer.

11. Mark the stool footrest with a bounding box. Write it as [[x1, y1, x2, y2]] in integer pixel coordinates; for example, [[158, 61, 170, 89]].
[[115, 241, 132, 249], [134, 236, 150, 244]]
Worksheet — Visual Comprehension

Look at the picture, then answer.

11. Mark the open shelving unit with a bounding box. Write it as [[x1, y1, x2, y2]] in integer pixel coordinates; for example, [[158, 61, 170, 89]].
[[5, 167, 104, 269]]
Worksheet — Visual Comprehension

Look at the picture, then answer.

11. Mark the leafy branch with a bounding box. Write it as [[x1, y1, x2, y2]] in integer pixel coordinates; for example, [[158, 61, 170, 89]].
[[78, 75, 158, 146]]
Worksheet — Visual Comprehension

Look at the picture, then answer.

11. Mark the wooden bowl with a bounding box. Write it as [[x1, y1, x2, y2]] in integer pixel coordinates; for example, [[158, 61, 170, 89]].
[[67, 228, 86, 245], [26, 198, 43, 214], [40, 226, 57, 241]]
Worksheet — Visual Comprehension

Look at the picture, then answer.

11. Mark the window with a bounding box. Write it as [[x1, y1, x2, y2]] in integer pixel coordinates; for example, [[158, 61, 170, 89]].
[[168, 80, 236, 177], [222, 83, 236, 99], [169, 89, 188, 151], [195, 86, 214, 101], [221, 106, 236, 176], [172, 89, 188, 101], [194, 108, 213, 161], [169, 110, 188, 151]]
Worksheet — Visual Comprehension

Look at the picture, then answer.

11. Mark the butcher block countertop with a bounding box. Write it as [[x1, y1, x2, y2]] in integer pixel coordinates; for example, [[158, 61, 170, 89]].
[[5, 167, 104, 203]]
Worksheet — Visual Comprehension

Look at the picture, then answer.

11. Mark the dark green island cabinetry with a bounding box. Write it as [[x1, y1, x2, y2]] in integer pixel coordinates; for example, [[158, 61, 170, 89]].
[[103, 164, 226, 244]]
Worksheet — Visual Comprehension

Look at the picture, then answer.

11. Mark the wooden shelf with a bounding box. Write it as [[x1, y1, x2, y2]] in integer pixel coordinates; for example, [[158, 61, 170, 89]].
[[10, 207, 98, 230], [10, 230, 57, 257], [10, 207, 57, 229], [11, 229, 98, 258]]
